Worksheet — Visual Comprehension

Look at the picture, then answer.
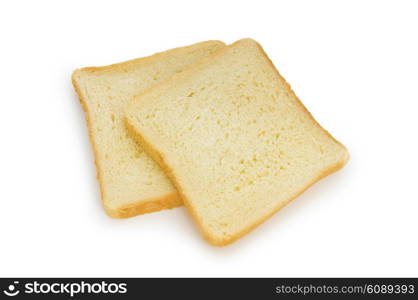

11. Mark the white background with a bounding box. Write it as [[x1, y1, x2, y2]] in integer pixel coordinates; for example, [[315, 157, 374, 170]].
[[0, 0, 417, 277]]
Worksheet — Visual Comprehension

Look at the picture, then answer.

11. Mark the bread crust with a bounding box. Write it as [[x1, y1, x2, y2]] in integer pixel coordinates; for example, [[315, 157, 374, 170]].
[[126, 39, 349, 245], [72, 41, 225, 218], [104, 191, 182, 218]]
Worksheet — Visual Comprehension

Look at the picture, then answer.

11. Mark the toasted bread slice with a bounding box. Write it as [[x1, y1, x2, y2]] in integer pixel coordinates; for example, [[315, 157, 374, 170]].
[[126, 39, 348, 245], [72, 41, 225, 218]]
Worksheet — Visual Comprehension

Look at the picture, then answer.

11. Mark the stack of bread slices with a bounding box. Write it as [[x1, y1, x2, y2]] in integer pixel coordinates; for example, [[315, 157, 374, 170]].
[[73, 39, 348, 246]]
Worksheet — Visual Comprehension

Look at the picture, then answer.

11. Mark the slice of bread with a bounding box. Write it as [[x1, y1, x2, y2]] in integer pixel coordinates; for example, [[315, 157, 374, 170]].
[[72, 40, 225, 218], [126, 38, 349, 245]]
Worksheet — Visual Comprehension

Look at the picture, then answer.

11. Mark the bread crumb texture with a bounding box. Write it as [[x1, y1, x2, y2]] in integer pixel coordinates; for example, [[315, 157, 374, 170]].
[[72, 41, 225, 218], [126, 39, 349, 245]]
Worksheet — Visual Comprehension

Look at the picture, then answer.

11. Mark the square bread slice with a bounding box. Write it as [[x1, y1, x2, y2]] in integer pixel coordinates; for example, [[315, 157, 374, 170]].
[[72, 40, 225, 218], [125, 39, 349, 245]]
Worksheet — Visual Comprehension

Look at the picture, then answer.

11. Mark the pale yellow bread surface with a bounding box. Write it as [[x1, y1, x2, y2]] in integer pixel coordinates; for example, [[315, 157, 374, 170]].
[[126, 39, 349, 245], [72, 41, 225, 218]]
